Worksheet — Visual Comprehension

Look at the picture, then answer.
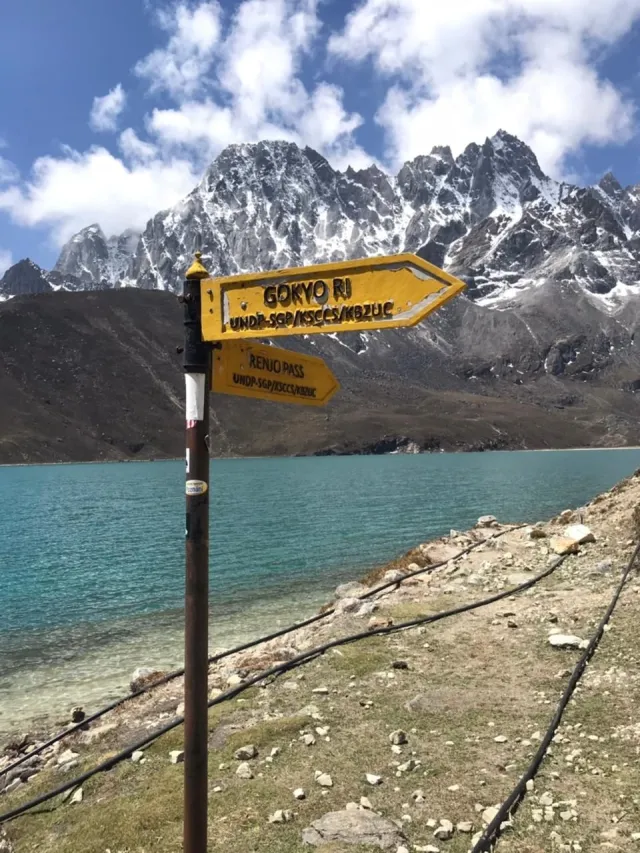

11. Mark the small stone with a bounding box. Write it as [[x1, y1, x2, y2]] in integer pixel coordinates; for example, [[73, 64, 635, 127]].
[[494, 735, 508, 743], [420, 847, 441, 853], [302, 734, 316, 746], [392, 661, 409, 670], [482, 807, 499, 824], [234, 744, 258, 760], [170, 750, 185, 765], [477, 515, 497, 527], [560, 811, 573, 821], [360, 796, 373, 809], [294, 788, 306, 800], [316, 773, 333, 787], [236, 762, 253, 779], [316, 727, 329, 736], [530, 527, 547, 539], [390, 730, 408, 745], [397, 759, 418, 772], [447, 784, 460, 792], [312, 687, 329, 695], [269, 809, 293, 823], [57, 749, 79, 766], [70, 707, 85, 724], [564, 524, 595, 544], [539, 792, 554, 806], [548, 634, 588, 650], [226, 674, 242, 686], [507, 620, 518, 629], [397, 847, 410, 853], [302, 809, 406, 848], [457, 821, 473, 833], [70, 786, 83, 804], [433, 819, 454, 840], [526, 779, 535, 792], [366, 773, 382, 785], [270, 747, 281, 758], [549, 536, 580, 556], [345, 802, 359, 811], [131, 750, 144, 763]]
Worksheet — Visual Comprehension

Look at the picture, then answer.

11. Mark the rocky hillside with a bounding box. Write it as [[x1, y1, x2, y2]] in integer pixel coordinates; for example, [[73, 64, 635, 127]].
[[1, 131, 640, 460]]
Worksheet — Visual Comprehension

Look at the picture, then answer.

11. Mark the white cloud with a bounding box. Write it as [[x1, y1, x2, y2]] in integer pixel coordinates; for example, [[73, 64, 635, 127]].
[[118, 128, 158, 163], [0, 155, 19, 184], [145, 0, 368, 169], [134, 2, 222, 97], [329, 0, 640, 176], [89, 84, 127, 132], [0, 249, 13, 276], [0, 146, 199, 246]]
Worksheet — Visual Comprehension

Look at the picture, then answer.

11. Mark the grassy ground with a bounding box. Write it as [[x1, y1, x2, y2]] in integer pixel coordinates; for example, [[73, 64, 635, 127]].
[[2, 486, 640, 852]]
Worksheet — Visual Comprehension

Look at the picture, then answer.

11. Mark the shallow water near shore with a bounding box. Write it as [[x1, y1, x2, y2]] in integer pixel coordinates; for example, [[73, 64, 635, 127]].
[[2, 448, 640, 735]]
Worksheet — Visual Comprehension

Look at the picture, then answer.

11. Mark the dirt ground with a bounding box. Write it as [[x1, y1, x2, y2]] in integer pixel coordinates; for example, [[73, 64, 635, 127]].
[[2, 471, 640, 852]]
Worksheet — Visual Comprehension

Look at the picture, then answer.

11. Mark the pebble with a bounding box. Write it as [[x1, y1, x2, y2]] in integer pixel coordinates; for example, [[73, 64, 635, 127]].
[[360, 796, 373, 809], [494, 735, 508, 743], [312, 687, 329, 695], [548, 634, 588, 650], [315, 772, 333, 787], [70, 787, 83, 804], [70, 707, 85, 723], [268, 809, 293, 823], [169, 750, 184, 765], [457, 821, 473, 833], [433, 819, 454, 840], [302, 734, 316, 746], [236, 762, 254, 779], [366, 773, 382, 785], [482, 807, 499, 824], [131, 750, 145, 763], [397, 847, 410, 853], [57, 749, 79, 766], [389, 730, 408, 745], [293, 788, 306, 800], [448, 784, 460, 792], [234, 745, 257, 760], [392, 661, 409, 670], [397, 759, 418, 773]]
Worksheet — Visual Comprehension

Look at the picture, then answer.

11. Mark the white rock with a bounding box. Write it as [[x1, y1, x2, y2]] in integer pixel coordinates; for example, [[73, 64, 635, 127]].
[[70, 786, 83, 804], [397, 847, 410, 853], [302, 734, 316, 746], [457, 821, 473, 833], [236, 762, 254, 779], [482, 806, 499, 824], [494, 735, 508, 743], [226, 674, 242, 686], [131, 750, 144, 763], [548, 634, 588, 650], [268, 809, 293, 823], [234, 744, 258, 760], [316, 773, 333, 787], [57, 749, 79, 766], [433, 819, 454, 840], [477, 515, 497, 527], [366, 773, 383, 785], [564, 524, 596, 544], [397, 759, 418, 773], [170, 750, 185, 765], [360, 796, 373, 809], [312, 687, 329, 695], [382, 569, 405, 584], [293, 788, 306, 800], [390, 730, 408, 745]]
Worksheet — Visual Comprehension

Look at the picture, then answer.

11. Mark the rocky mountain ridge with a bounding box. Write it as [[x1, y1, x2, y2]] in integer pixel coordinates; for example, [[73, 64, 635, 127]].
[[2, 131, 640, 459], [3, 130, 640, 309]]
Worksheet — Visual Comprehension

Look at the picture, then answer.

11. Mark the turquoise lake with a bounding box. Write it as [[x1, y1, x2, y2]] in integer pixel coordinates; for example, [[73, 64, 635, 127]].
[[1, 448, 640, 733]]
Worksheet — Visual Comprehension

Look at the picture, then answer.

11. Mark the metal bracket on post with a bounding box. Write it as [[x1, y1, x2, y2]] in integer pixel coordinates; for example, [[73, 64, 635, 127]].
[[183, 250, 211, 853]]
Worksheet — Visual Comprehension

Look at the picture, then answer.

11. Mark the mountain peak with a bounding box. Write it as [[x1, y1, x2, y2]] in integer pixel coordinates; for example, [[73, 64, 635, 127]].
[[0, 257, 50, 297], [598, 171, 623, 196]]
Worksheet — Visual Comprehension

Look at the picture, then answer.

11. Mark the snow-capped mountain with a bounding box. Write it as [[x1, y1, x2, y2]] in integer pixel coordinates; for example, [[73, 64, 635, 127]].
[[3, 130, 640, 310]]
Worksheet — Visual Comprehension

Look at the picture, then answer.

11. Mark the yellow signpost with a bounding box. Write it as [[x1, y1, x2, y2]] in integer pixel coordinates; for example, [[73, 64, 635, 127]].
[[212, 340, 339, 406], [200, 253, 465, 341]]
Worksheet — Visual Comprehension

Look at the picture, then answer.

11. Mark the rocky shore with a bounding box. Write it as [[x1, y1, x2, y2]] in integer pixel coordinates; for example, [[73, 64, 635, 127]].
[[2, 472, 640, 852]]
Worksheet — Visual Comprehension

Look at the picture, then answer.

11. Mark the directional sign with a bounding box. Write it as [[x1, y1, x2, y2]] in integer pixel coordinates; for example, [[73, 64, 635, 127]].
[[200, 253, 465, 341], [212, 340, 339, 407]]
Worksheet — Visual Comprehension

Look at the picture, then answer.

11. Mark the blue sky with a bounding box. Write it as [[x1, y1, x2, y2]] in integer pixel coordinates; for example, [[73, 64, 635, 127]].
[[1, 0, 640, 273]]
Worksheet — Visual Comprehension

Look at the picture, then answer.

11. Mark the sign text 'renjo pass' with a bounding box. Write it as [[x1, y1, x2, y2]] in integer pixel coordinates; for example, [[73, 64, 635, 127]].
[[200, 253, 465, 341], [212, 340, 339, 407]]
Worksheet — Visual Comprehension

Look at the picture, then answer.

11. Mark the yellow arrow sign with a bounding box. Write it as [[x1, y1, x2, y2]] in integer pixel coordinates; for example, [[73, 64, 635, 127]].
[[212, 340, 339, 407], [200, 253, 465, 341]]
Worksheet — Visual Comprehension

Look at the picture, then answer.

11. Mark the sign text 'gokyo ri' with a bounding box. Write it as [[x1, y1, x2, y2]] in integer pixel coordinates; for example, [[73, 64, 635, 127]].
[[200, 253, 466, 341]]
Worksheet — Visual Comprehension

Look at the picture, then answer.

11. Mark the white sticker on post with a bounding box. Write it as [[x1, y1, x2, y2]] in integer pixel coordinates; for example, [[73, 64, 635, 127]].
[[185, 373, 205, 428]]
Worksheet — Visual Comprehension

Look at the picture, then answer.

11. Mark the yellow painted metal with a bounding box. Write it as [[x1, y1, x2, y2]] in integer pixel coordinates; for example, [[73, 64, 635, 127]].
[[200, 253, 465, 341], [186, 251, 209, 280], [212, 340, 339, 407]]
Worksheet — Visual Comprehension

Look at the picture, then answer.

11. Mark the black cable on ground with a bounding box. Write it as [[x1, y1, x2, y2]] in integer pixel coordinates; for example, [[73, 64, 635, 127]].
[[0, 550, 564, 825], [1, 523, 525, 779], [470, 542, 640, 853]]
